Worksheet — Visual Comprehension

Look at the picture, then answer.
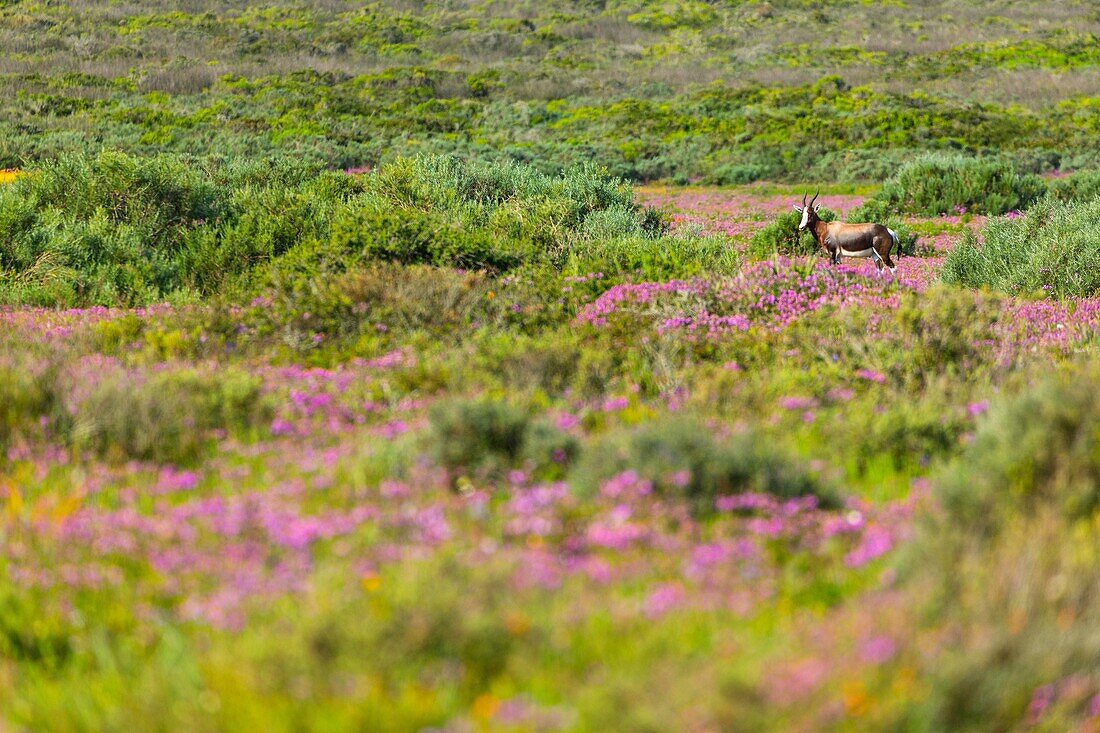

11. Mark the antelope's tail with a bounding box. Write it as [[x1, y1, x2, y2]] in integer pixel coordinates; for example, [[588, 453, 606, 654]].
[[887, 228, 900, 259]]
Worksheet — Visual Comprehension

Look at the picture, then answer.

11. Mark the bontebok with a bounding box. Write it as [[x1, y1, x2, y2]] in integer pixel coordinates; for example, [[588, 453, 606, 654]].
[[793, 192, 898, 273]]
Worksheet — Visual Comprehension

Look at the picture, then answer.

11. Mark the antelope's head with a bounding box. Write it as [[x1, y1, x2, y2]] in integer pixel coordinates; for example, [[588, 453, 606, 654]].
[[792, 191, 821, 230]]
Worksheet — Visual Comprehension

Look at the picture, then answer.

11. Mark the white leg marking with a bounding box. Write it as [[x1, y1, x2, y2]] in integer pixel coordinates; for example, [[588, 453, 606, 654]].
[[869, 248, 886, 271]]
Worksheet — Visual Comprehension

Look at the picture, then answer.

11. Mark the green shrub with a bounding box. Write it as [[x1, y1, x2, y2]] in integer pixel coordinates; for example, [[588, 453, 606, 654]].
[[429, 399, 529, 477], [0, 152, 218, 305], [566, 233, 741, 281], [1047, 169, 1100, 202], [888, 287, 1004, 382], [245, 555, 530, 720], [579, 205, 651, 240], [936, 362, 1100, 534], [73, 369, 270, 464], [805, 149, 912, 184], [472, 331, 584, 396], [0, 151, 667, 307], [0, 586, 73, 668], [179, 171, 358, 294], [941, 198, 1100, 297], [852, 399, 969, 471], [251, 155, 669, 303], [708, 163, 773, 185], [861, 154, 1045, 216], [889, 362, 1100, 730], [520, 422, 580, 480], [0, 358, 64, 458], [253, 264, 492, 356], [328, 198, 521, 272], [366, 155, 667, 254], [575, 417, 836, 514], [427, 398, 575, 481], [0, 152, 355, 306]]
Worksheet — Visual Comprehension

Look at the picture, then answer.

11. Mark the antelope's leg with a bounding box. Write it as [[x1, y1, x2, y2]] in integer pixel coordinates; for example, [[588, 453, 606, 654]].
[[870, 247, 885, 270], [874, 235, 898, 273]]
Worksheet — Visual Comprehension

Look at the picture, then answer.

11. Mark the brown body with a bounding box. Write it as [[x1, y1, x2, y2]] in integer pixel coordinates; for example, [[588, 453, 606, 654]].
[[794, 193, 897, 272]]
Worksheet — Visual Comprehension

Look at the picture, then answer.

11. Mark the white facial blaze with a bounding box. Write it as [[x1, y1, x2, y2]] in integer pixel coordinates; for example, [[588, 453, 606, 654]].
[[799, 208, 810, 230]]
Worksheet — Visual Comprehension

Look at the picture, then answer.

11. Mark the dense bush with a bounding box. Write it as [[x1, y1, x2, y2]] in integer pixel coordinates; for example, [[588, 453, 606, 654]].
[[1047, 169, 1100, 202], [833, 392, 971, 473], [333, 199, 524, 272], [0, 152, 670, 307], [428, 398, 576, 481], [888, 287, 1006, 382], [179, 167, 359, 294], [576, 417, 836, 514], [207, 264, 492, 362], [367, 155, 666, 255], [936, 363, 1100, 533], [857, 155, 1045, 216], [0, 152, 215, 305], [0, 357, 64, 459], [708, 163, 775, 186], [941, 198, 1100, 297], [886, 363, 1100, 730], [73, 369, 270, 464], [0, 152, 356, 306], [565, 233, 740, 281], [429, 399, 529, 477]]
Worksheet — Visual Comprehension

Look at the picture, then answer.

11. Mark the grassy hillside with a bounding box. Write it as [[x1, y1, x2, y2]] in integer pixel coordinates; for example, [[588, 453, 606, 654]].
[[1, 1, 1100, 179]]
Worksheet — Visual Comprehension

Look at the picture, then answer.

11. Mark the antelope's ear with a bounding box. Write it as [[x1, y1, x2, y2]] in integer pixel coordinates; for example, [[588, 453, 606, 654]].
[[793, 205, 803, 213], [813, 204, 822, 212]]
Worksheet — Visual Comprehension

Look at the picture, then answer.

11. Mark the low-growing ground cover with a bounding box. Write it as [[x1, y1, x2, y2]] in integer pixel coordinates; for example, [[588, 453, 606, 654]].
[[2, 168, 1100, 730]]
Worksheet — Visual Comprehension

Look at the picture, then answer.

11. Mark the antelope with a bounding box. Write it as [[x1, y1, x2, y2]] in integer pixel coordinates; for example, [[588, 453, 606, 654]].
[[793, 192, 898, 273]]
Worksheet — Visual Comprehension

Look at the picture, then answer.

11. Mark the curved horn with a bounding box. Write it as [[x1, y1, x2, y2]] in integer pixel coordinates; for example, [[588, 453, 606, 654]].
[[809, 189, 819, 208], [801, 192, 808, 207]]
